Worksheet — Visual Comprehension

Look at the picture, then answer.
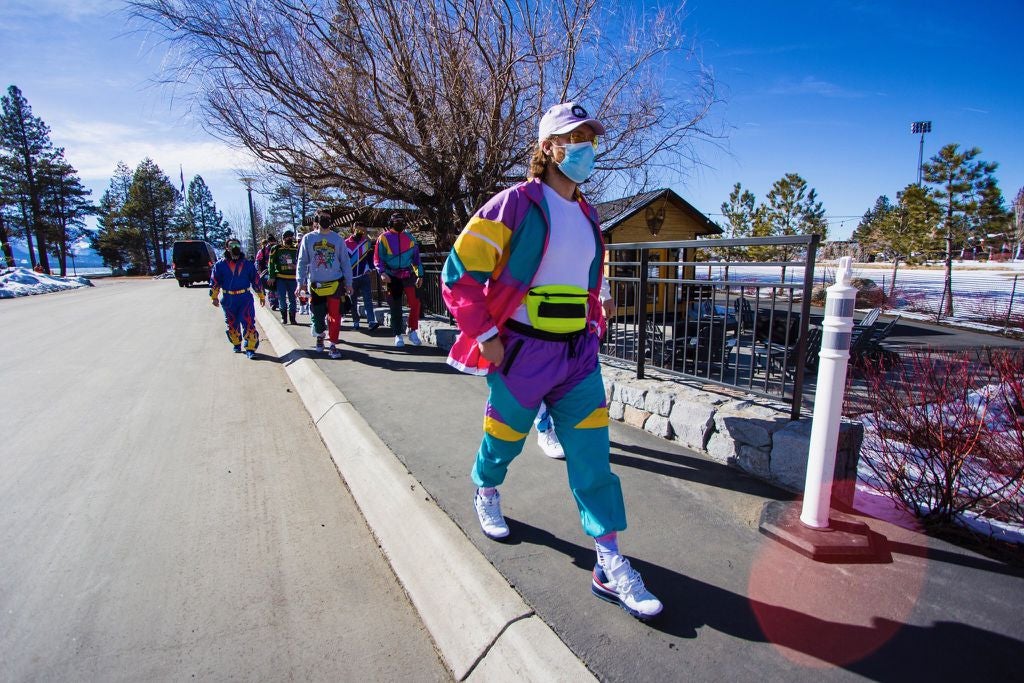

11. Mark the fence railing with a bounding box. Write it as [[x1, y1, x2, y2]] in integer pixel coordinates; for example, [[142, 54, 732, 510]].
[[602, 236, 820, 420], [867, 268, 1023, 333], [406, 240, 820, 419]]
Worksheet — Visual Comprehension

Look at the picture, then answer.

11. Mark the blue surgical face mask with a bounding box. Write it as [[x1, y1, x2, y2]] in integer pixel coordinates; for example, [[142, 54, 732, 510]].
[[556, 141, 596, 183]]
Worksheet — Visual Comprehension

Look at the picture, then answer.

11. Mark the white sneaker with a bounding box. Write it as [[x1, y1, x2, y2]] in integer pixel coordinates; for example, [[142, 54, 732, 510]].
[[538, 429, 565, 459], [328, 344, 342, 359], [474, 490, 510, 539], [394, 335, 405, 348], [408, 330, 422, 345], [591, 556, 663, 620]]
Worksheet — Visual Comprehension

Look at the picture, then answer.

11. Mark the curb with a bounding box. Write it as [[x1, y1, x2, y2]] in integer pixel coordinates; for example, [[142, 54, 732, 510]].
[[255, 306, 594, 682]]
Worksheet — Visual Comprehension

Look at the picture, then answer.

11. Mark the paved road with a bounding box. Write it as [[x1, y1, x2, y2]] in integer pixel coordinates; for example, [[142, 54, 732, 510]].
[[0, 279, 449, 681]]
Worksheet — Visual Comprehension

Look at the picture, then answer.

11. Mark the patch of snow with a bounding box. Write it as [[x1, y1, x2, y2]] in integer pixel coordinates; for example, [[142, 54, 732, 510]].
[[0, 267, 95, 299]]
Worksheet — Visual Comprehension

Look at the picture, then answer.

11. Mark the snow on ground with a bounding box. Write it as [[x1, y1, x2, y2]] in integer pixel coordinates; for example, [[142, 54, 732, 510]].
[[0, 267, 95, 299]]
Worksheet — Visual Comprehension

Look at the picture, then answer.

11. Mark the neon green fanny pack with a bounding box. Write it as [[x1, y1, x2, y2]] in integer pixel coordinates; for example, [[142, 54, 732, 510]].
[[525, 285, 589, 334]]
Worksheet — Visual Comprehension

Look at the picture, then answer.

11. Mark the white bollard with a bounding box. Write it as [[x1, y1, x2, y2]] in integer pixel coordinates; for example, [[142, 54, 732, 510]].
[[800, 256, 857, 529]]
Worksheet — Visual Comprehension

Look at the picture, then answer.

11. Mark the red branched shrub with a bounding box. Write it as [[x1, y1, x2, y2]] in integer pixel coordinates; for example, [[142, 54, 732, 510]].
[[856, 349, 1024, 530]]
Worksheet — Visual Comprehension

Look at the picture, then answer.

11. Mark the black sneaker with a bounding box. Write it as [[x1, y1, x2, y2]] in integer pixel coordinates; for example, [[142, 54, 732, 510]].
[[368, 321, 381, 331], [315, 335, 325, 352]]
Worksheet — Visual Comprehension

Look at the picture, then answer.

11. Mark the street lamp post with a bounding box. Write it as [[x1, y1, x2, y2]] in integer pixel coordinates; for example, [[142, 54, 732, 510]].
[[239, 176, 258, 253], [911, 121, 932, 186]]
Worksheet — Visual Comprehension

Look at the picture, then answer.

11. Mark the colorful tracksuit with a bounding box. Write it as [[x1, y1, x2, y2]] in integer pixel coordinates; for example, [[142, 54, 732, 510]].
[[268, 242, 299, 322], [210, 256, 264, 351], [255, 243, 278, 308], [296, 230, 353, 344], [441, 178, 623, 538], [345, 234, 378, 326], [374, 229, 423, 335]]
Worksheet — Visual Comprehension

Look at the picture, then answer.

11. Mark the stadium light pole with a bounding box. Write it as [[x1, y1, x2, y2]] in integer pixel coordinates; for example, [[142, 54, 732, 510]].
[[239, 176, 258, 253], [911, 121, 932, 186]]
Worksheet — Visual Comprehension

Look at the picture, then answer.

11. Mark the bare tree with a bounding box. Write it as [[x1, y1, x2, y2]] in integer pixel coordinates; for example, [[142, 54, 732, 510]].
[[129, 0, 722, 245]]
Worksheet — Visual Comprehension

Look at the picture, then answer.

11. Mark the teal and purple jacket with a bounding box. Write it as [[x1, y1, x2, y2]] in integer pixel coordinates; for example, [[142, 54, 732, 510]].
[[441, 178, 606, 375], [374, 230, 422, 279]]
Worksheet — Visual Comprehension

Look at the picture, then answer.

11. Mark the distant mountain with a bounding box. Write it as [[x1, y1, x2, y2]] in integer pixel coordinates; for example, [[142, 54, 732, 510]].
[[6, 241, 106, 268]]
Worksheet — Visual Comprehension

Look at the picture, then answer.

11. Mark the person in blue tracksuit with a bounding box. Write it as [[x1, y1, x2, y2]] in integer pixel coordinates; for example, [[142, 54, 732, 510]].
[[210, 238, 265, 359]]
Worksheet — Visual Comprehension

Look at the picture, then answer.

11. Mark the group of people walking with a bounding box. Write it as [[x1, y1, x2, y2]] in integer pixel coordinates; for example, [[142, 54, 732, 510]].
[[207, 102, 663, 623], [208, 209, 425, 360]]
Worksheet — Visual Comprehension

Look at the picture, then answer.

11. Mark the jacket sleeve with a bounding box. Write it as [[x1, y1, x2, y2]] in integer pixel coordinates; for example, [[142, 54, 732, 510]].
[[249, 261, 263, 293], [267, 246, 278, 279], [338, 237, 353, 286], [411, 237, 423, 278], [373, 236, 385, 274], [209, 262, 221, 300], [441, 192, 516, 339], [296, 237, 309, 285]]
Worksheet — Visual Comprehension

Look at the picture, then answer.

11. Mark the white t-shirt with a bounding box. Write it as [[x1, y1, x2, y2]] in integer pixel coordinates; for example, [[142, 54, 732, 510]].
[[511, 182, 597, 325]]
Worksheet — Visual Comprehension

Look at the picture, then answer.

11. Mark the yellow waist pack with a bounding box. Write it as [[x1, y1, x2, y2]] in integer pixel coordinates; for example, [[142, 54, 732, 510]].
[[525, 285, 589, 334], [310, 279, 340, 296]]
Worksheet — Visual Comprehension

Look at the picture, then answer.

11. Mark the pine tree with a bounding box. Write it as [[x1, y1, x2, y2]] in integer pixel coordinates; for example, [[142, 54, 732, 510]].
[[124, 158, 179, 273], [922, 143, 1000, 316], [761, 173, 827, 282], [38, 150, 93, 275], [92, 162, 148, 272], [0, 86, 56, 272], [184, 175, 230, 244], [715, 182, 759, 274], [858, 186, 939, 296]]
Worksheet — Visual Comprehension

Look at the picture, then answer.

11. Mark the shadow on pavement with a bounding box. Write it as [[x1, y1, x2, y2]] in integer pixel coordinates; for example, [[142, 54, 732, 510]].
[[610, 440, 791, 499], [505, 517, 1021, 678]]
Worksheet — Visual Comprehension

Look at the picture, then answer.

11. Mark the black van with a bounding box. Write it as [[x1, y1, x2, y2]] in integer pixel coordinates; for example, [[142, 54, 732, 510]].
[[172, 240, 218, 287]]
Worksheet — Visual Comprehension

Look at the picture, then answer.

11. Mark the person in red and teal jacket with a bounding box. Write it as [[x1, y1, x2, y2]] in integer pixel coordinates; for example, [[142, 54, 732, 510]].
[[210, 237, 265, 359], [374, 213, 423, 347], [441, 102, 662, 621]]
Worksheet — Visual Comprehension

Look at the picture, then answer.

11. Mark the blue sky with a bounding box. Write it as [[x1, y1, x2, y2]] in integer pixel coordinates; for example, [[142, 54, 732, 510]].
[[1, 0, 1021, 241]]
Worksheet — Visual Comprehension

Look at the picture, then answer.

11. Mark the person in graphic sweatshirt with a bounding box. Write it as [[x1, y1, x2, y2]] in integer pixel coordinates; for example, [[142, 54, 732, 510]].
[[296, 210, 353, 359], [374, 213, 423, 348], [210, 237, 265, 359]]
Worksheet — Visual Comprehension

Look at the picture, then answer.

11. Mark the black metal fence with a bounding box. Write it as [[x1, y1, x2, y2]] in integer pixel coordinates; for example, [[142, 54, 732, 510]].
[[603, 236, 820, 420], [394, 240, 820, 419]]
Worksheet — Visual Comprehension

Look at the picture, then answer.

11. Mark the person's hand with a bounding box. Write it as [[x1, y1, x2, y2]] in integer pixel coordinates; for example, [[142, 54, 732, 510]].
[[381, 273, 391, 284], [212, 298, 220, 308], [346, 285, 354, 296], [478, 336, 504, 366], [415, 277, 423, 289], [602, 298, 615, 319], [267, 278, 276, 288], [296, 285, 306, 297]]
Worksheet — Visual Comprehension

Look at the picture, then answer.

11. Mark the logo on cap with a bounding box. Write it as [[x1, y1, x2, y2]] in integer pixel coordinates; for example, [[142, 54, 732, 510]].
[[571, 104, 588, 118]]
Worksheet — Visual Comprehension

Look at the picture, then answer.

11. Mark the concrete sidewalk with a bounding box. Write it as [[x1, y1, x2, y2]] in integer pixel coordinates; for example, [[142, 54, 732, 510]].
[[257, 308, 1024, 682]]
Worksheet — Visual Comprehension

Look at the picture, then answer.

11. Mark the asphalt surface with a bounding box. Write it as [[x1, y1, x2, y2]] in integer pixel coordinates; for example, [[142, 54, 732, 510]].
[[268, 293, 1024, 681], [0, 278, 449, 681]]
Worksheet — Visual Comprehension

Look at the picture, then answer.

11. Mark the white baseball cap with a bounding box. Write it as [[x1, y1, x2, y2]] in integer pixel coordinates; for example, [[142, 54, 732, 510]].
[[538, 102, 606, 141]]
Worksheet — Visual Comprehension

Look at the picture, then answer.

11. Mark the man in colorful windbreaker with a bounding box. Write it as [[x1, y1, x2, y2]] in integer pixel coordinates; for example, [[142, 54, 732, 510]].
[[210, 237, 265, 359], [441, 102, 662, 621], [344, 222, 380, 331], [374, 213, 423, 347]]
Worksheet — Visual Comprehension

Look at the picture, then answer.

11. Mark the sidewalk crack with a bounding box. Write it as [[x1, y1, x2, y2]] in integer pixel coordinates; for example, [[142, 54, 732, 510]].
[[459, 611, 535, 681]]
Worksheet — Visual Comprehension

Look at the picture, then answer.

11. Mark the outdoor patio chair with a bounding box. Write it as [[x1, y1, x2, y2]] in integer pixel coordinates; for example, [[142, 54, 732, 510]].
[[752, 326, 822, 381]]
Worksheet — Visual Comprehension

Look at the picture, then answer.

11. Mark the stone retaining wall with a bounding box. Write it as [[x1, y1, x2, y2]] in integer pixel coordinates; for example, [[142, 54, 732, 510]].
[[407, 316, 863, 504]]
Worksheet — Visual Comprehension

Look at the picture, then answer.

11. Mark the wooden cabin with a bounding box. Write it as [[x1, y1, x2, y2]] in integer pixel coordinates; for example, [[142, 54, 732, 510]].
[[596, 188, 721, 315]]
